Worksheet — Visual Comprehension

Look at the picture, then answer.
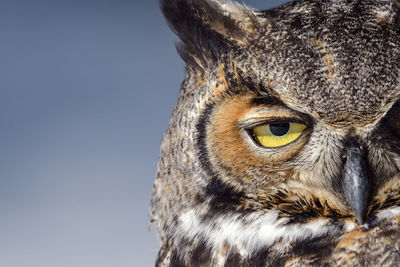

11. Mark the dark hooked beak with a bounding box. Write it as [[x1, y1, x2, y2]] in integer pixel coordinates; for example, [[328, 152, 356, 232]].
[[341, 138, 371, 225]]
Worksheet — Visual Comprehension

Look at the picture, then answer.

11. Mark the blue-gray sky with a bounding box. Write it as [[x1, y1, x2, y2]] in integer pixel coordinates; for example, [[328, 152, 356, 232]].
[[0, 0, 289, 266]]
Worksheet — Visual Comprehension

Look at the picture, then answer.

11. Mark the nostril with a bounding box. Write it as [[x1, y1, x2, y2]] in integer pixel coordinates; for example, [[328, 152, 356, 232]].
[[341, 153, 348, 165]]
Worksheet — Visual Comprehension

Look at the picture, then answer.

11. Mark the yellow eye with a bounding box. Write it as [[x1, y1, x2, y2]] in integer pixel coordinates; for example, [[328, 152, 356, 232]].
[[252, 122, 307, 148]]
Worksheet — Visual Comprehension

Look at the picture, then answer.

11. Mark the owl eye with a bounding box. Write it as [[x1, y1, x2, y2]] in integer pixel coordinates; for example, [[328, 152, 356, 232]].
[[252, 122, 307, 148]]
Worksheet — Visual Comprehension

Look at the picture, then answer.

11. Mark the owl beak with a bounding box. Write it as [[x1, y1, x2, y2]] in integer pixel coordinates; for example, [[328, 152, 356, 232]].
[[342, 138, 371, 225]]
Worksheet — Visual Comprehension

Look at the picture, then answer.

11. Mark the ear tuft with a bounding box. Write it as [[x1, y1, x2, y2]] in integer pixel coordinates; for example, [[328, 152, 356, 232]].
[[159, 0, 259, 70]]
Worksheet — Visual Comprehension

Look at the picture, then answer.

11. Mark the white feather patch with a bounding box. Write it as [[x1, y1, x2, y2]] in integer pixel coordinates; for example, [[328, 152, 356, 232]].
[[178, 209, 340, 257], [177, 204, 400, 262], [372, 206, 400, 224]]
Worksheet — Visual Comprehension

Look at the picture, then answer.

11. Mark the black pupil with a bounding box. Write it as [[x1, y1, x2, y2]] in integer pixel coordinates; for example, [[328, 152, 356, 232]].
[[269, 122, 290, 136]]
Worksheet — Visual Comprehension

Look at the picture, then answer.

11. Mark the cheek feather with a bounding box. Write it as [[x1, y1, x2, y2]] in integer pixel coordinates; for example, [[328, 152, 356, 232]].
[[208, 94, 257, 171]]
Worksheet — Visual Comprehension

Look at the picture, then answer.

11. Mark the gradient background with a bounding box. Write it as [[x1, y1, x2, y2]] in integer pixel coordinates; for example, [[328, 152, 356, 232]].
[[0, 0, 289, 266]]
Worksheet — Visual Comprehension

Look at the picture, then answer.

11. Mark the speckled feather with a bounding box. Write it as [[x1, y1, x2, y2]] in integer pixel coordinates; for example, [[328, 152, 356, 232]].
[[151, 0, 400, 266]]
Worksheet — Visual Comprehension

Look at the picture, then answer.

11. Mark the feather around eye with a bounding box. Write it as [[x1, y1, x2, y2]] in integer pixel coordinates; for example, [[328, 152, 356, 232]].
[[252, 122, 307, 148]]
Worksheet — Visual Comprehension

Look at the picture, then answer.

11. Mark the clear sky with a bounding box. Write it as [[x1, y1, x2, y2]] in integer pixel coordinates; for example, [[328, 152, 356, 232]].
[[0, 0, 289, 266]]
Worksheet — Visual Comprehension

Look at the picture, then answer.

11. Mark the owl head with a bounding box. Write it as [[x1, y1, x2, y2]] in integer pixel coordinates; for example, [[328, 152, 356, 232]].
[[152, 0, 400, 265]]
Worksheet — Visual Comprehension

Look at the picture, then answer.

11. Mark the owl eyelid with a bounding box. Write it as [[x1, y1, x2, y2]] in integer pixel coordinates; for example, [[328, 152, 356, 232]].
[[239, 117, 308, 130]]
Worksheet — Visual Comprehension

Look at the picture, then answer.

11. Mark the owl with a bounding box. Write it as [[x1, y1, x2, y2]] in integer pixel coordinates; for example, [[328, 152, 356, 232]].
[[151, 0, 400, 265]]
